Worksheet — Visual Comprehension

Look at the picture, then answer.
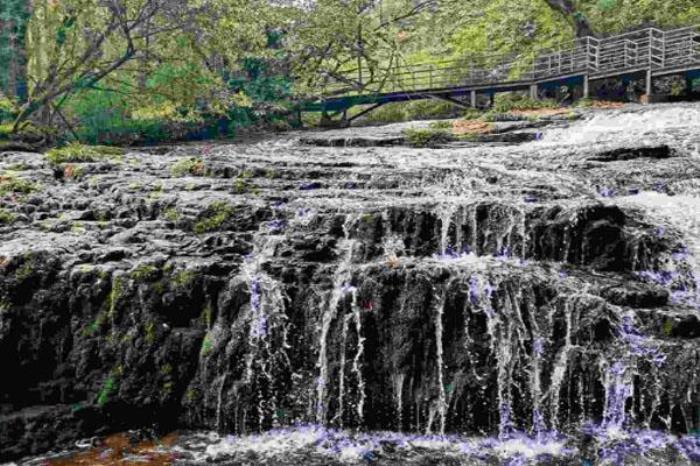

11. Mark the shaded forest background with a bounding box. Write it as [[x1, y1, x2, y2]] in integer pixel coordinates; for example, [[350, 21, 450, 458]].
[[0, 0, 699, 145]]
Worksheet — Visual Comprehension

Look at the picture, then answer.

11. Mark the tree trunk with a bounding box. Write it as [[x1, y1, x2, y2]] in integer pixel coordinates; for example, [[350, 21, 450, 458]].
[[543, 0, 595, 38]]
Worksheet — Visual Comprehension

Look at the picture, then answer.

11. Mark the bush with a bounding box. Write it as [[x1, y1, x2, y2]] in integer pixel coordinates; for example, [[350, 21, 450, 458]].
[[0, 123, 13, 140], [0, 95, 17, 123], [46, 143, 125, 165]]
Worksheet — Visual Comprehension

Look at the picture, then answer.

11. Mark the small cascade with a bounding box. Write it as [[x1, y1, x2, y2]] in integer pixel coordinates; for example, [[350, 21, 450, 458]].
[[232, 232, 291, 430], [428, 286, 447, 435], [350, 288, 366, 425], [547, 298, 574, 432], [315, 214, 358, 424]]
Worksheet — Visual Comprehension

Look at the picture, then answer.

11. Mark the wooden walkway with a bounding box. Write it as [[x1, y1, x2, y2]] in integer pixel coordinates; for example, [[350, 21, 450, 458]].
[[302, 24, 700, 117]]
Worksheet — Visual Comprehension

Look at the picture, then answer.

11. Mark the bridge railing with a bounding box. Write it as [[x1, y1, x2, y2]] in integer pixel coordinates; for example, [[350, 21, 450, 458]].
[[312, 24, 700, 99]]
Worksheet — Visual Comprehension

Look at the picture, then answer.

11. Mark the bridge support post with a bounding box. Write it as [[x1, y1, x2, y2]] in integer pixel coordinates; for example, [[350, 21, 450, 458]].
[[529, 84, 538, 100], [583, 75, 590, 99], [470, 90, 477, 108], [644, 68, 653, 103]]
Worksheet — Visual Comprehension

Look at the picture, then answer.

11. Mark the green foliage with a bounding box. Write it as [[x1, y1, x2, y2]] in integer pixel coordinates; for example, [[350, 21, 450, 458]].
[[131, 264, 158, 282], [0, 95, 17, 123], [352, 100, 462, 124], [108, 276, 124, 317], [200, 333, 214, 356], [662, 318, 673, 337], [171, 158, 205, 177], [96, 375, 117, 407], [14, 261, 33, 283], [172, 269, 197, 290], [574, 97, 595, 108], [0, 173, 37, 195], [0, 209, 15, 225], [45, 143, 124, 165], [194, 201, 234, 234], [462, 109, 484, 120], [428, 120, 453, 130], [403, 128, 455, 148], [202, 305, 213, 328], [492, 93, 558, 113], [0, 123, 13, 139], [163, 208, 180, 222], [145, 321, 156, 344]]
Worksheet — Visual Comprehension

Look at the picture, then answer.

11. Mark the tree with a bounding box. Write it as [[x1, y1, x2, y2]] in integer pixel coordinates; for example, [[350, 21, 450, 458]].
[[14, 0, 224, 130], [543, 0, 595, 37], [282, 0, 439, 96], [0, 0, 30, 102]]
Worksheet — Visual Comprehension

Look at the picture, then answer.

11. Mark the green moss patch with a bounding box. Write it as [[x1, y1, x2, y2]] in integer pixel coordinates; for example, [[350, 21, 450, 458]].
[[403, 128, 456, 148], [193, 201, 234, 234], [46, 143, 124, 165], [0, 209, 15, 224], [171, 157, 205, 177], [0, 173, 38, 196]]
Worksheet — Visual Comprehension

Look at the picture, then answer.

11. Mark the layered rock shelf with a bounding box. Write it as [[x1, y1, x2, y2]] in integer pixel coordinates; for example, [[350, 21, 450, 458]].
[[1, 103, 699, 464]]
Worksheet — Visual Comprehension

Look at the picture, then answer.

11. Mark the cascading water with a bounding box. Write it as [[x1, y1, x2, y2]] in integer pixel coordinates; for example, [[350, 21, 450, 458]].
[[3, 103, 700, 465]]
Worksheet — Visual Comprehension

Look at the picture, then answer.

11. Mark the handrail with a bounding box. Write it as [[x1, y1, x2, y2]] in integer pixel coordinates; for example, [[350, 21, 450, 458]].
[[312, 24, 700, 99]]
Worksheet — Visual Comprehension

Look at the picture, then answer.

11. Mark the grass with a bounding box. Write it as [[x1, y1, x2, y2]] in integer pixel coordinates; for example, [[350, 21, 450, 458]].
[[0, 173, 37, 196], [193, 201, 233, 234], [403, 128, 456, 148], [428, 120, 453, 130], [172, 269, 197, 289], [171, 157, 205, 177], [46, 143, 125, 165], [492, 94, 558, 113], [574, 97, 595, 108], [131, 264, 159, 282], [0, 209, 15, 225]]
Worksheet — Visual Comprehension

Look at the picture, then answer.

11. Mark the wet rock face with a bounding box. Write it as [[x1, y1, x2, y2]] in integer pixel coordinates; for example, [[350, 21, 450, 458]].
[[1, 103, 700, 461]]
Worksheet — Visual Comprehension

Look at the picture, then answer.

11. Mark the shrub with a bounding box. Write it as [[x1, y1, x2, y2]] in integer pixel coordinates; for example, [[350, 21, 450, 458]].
[[0, 95, 17, 123], [0, 123, 13, 140], [46, 143, 124, 165]]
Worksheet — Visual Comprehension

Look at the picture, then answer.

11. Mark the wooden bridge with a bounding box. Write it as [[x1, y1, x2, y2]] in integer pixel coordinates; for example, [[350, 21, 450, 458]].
[[302, 24, 700, 121]]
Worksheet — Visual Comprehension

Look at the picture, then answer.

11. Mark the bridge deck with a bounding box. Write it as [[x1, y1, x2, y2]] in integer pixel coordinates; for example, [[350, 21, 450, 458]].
[[303, 24, 700, 113]]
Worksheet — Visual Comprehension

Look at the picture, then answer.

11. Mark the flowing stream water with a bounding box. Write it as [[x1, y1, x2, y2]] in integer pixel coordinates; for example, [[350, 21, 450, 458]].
[[4, 103, 700, 465]]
